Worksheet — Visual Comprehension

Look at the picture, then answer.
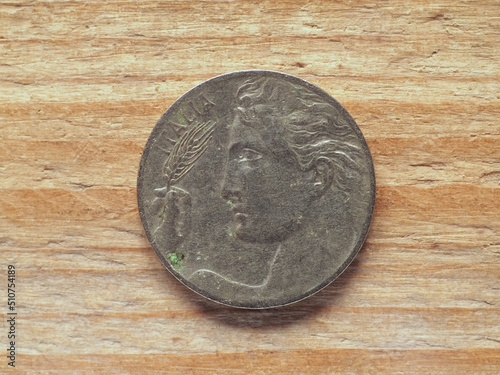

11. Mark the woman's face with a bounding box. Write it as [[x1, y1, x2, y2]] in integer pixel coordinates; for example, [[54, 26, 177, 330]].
[[221, 113, 315, 243]]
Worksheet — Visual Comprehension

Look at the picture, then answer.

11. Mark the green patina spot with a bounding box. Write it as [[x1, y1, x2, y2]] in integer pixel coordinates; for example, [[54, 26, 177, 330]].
[[226, 200, 234, 208], [168, 252, 184, 269], [158, 203, 167, 218], [226, 228, 234, 237], [177, 111, 186, 125]]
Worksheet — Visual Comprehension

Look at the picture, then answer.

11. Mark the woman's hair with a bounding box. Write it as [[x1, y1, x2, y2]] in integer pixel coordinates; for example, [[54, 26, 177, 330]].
[[236, 76, 364, 199]]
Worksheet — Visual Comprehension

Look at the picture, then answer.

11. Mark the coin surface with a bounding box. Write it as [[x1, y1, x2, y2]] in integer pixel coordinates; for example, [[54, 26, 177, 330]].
[[138, 70, 375, 309]]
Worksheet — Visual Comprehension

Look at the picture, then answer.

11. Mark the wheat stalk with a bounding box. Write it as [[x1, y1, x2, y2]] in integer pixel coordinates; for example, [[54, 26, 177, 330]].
[[163, 119, 216, 186]]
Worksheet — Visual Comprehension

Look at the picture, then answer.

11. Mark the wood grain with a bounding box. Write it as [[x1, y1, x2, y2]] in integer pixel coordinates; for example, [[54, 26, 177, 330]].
[[1, 0, 499, 373]]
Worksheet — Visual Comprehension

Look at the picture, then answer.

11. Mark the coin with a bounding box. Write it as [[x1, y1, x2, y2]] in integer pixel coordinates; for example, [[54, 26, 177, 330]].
[[137, 70, 375, 309]]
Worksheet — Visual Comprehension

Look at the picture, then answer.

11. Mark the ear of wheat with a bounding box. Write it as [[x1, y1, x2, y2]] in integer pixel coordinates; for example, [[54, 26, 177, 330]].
[[163, 119, 216, 186]]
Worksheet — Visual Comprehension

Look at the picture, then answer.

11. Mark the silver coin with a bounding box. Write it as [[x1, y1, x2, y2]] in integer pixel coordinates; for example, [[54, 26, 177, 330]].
[[137, 70, 375, 309]]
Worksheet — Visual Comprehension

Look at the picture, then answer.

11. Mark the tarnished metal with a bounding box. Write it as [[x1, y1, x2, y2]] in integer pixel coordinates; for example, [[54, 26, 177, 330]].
[[138, 71, 375, 308]]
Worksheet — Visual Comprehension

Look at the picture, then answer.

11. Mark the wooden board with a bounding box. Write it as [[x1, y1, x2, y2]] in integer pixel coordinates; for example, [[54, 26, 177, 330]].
[[1, 0, 499, 373]]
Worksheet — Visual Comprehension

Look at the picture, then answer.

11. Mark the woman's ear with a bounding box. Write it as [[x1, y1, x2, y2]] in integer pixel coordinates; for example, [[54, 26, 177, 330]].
[[311, 157, 334, 198]]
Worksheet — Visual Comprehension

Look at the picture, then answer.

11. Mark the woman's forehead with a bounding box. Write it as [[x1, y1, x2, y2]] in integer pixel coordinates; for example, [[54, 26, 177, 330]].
[[228, 115, 269, 148], [229, 113, 298, 164]]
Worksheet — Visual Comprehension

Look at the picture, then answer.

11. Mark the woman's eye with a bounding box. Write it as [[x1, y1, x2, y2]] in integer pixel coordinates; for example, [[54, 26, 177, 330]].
[[238, 148, 262, 162]]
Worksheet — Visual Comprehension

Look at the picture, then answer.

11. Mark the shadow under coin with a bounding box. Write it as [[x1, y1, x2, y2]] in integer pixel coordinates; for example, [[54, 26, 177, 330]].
[[188, 251, 366, 329]]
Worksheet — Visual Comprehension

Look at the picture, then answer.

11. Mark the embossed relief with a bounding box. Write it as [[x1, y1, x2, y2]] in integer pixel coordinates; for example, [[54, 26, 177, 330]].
[[138, 71, 375, 308], [185, 76, 369, 298], [221, 76, 364, 244], [150, 94, 216, 251]]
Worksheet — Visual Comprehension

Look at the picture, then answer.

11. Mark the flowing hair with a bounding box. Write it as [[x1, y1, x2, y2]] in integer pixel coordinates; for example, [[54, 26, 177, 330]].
[[236, 77, 363, 202]]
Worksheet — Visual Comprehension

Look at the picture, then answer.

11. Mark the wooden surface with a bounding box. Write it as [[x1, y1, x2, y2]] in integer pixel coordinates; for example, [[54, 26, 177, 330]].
[[1, 0, 499, 373]]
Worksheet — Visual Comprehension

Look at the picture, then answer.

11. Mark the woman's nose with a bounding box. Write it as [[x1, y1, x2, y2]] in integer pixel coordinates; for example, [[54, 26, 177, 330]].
[[221, 164, 242, 201]]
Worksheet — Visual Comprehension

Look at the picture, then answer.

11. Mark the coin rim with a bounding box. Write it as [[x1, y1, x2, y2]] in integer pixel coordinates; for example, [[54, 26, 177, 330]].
[[137, 70, 376, 309]]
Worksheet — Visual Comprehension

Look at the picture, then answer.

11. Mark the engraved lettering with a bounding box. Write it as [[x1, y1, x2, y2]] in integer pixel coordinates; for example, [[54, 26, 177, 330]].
[[168, 118, 188, 138], [179, 102, 198, 124], [192, 93, 215, 114], [151, 91, 218, 252], [138, 71, 375, 308]]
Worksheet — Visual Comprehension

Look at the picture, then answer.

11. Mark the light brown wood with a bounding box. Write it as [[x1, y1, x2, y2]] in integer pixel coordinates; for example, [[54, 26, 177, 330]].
[[1, 0, 499, 373]]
